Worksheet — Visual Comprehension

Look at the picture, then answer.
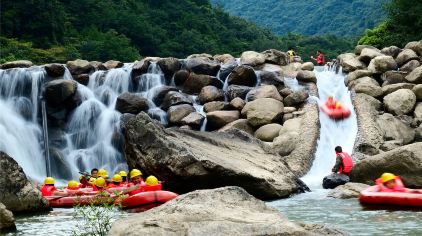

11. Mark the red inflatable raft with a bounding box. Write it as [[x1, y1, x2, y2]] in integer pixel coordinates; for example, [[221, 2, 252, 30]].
[[320, 104, 351, 120], [359, 186, 422, 208], [121, 191, 178, 212]]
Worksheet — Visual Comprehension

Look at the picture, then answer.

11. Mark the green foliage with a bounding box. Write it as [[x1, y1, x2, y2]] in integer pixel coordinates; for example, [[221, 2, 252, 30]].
[[72, 203, 117, 236], [211, 0, 388, 37], [359, 0, 422, 48]]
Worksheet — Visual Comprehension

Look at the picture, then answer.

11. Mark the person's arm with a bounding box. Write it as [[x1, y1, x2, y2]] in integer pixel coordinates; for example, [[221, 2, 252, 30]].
[[332, 156, 342, 173]]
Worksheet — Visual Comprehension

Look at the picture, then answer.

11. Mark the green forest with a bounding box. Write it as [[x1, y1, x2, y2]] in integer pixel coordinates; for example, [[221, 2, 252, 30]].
[[211, 0, 388, 37]]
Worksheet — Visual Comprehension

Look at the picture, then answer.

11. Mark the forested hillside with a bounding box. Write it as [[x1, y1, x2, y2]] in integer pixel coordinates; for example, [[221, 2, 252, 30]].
[[1, 0, 285, 63], [211, 0, 388, 37]]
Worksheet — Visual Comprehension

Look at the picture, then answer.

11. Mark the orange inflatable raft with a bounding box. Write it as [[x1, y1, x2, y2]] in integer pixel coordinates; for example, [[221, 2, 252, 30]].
[[359, 186, 422, 208], [320, 103, 351, 120]]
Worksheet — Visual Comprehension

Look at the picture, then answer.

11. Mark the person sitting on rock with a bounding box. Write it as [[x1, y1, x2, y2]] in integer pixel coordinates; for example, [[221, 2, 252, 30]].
[[41, 177, 57, 196], [108, 174, 123, 188], [332, 146, 353, 176]]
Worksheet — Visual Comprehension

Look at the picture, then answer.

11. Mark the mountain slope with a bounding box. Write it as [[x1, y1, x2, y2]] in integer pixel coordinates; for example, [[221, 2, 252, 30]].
[[211, 0, 388, 37]]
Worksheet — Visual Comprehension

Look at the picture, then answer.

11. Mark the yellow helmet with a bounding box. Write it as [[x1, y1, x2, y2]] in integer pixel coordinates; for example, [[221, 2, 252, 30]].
[[68, 180, 79, 188], [112, 174, 122, 183], [98, 169, 108, 178], [335, 101, 342, 109], [145, 175, 159, 186], [95, 177, 106, 188], [88, 177, 96, 185], [119, 171, 127, 177], [44, 177, 55, 185], [130, 169, 142, 178], [381, 173, 396, 183]]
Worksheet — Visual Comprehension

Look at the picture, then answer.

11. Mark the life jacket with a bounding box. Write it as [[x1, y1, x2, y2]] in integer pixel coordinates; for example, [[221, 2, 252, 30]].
[[107, 183, 121, 188], [41, 185, 57, 196], [92, 185, 107, 191], [375, 176, 406, 192], [325, 99, 336, 109], [337, 152, 353, 174], [65, 186, 81, 191], [141, 183, 163, 192], [317, 53, 325, 65]]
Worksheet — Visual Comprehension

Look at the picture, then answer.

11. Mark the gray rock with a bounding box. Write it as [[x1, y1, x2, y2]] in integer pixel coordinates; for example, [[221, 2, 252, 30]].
[[254, 123, 283, 142], [103, 60, 123, 70], [72, 74, 90, 86], [327, 182, 370, 199], [115, 92, 149, 114], [89, 61, 106, 71], [380, 140, 402, 152], [0, 202, 15, 232], [180, 112, 205, 129], [368, 56, 398, 74], [203, 101, 229, 113], [227, 85, 254, 101], [123, 113, 306, 199], [380, 71, 406, 86], [161, 91, 193, 110], [182, 73, 223, 94], [354, 45, 380, 55], [376, 113, 415, 145], [1, 60, 33, 69], [350, 76, 382, 98], [405, 65, 422, 84], [400, 60, 420, 72], [131, 58, 156, 78], [346, 70, 373, 84], [259, 70, 285, 88], [213, 54, 235, 64], [151, 86, 179, 106], [301, 62, 314, 71], [395, 49, 419, 66], [229, 97, 246, 111], [261, 49, 288, 65], [185, 58, 220, 76], [283, 91, 309, 106], [157, 57, 181, 79], [383, 89, 416, 115], [279, 87, 294, 97], [359, 48, 383, 64], [296, 70, 317, 83], [198, 86, 224, 104], [338, 53, 366, 72], [381, 83, 414, 96], [272, 131, 299, 156], [415, 124, 422, 142], [404, 40, 422, 56], [66, 59, 94, 75], [0, 152, 49, 213], [283, 107, 297, 113], [45, 64, 65, 77], [240, 51, 266, 66], [381, 46, 402, 58], [350, 143, 422, 188], [414, 102, 422, 119], [109, 187, 345, 236], [218, 119, 255, 135], [413, 84, 422, 101], [241, 98, 284, 127], [206, 110, 240, 130], [173, 70, 190, 86], [228, 65, 257, 87], [167, 104, 196, 125], [44, 79, 78, 107], [246, 85, 282, 102]]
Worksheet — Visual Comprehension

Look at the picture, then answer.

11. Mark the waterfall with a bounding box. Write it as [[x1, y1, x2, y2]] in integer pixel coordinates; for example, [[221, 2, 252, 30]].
[[301, 67, 358, 189]]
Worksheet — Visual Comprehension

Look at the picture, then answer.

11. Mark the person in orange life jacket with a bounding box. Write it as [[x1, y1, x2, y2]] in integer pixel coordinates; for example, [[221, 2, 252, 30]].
[[325, 96, 336, 109], [331, 146, 353, 175], [375, 173, 406, 192], [41, 177, 57, 196], [311, 50, 325, 65], [108, 174, 123, 188]]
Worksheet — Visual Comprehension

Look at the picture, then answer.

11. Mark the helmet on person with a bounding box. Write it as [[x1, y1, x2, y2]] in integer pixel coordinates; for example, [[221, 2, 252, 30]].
[[98, 169, 108, 178], [95, 177, 106, 188], [130, 169, 142, 178], [112, 174, 122, 183], [145, 176, 159, 186], [44, 177, 55, 185], [118, 171, 127, 177], [381, 173, 396, 183], [335, 101, 342, 109], [88, 177, 96, 185], [68, 180, 79, 188]]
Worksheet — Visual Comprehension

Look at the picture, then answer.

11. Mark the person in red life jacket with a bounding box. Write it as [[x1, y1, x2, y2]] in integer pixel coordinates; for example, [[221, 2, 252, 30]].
[[375, 173, 406, 192], [40, 177, 57, 196], [78, 175, 89, 188], [325, 96, 336, 109], [92, 177, 108, 192], [332, 146, 353, 176], [108, 174, 123, 188], [311, 50, 325, 65], [66, 180, 81, 190], [126, 169, 145, 195], [141, 175, 163, 192]]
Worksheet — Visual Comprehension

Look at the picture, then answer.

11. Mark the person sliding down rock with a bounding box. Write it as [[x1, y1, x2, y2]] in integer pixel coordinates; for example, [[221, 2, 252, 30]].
[[332, 146, 353, 176]]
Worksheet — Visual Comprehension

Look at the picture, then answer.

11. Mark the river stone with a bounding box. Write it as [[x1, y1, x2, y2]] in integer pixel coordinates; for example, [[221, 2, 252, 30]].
[[261, 49, 288, 65], [0, 202, 15, 232], [0, 60, 33, 69], [346, 70, 372, 84], [213, 54, 235, 64], [405, 65, 422, 84], [229, 97, 246, 111], [187, 53, 213, 61], [184, 58, 220, 76], [44, 79, 78, 107], [400, 60, 421, 73], [157, 57, 181, 79], [131, 58, 154, 79], [218, 62, 237, 82], [123, 113, 306, 199], [182, 73, 223, 94], [0, 152, 49, 213], [381, 46, 402, 58], [173, 69, 190, 86], [108, 187, 345, 236], [359, 48, 383, 64], [181, 112, 204, 129], [103, 60, 123, 70], [206, 110, 240, 130], [416, 124, 422, 142], [254, 123, 282, 142], [198, 86, 224, 104], [380, 71, 406, 86], [327, 183, 370, 199], [66, 59, 94, 75], [89, 61, 106, 70], [218, 119, 255, 135], [283, 91, 309, 107], [259, 70, 284, 88], [383, 89, 416, 115], [151, 86, 179, 106], [160, 91, 193, 110], [203, 101, 228, 113], [240, 51, 266, 66], [300, 62, 314, 71], [115, 92, 149, 114], [279, 88, 293, 97], [167, 104, 195, 125], [354, 45, 380, 55], [395, 49, 419, 66], [413, 85, 422, 101], [368, 55, 398, 74], [380, 140, 402, 152], [283, 107, 297, 113], [241, 98, 284, 127], [376, 113, 415, 145], [351, 76, 382, 98], [404, 40, 422, 56], [280, 118, 302, 133], [228, 65, 257, 87], [414, 103, 422, 119], [246, 85, 282, 102], [381, 83, 414, 96], [322, 173, 350, 189], [72, 74, 90, 86], [350, 143, 422, 187], [227, 85, 253, 101], [272, 131, 299, 156], [45, 64, 65, 78], [296, 70, 316, 83], [338, 53, 366, 72]]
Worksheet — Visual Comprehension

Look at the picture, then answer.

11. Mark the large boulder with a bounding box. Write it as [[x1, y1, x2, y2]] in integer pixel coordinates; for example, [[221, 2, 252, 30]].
[[240, 51, 266, 66], [261, 49, 288, 65], [322, 173, 350, 189], [354, 45, 379, 55], [380, 71, 406, 86], [346, 70, 373, 84], [167, 104, 196, 125], [327, 182, 370, 199], [218, 119, 255, 135], [198, 86, 224, 104], [350, 76, 382, 98], [0, 60, 33, 69], [206, 110, 240, 130], [368, 55, 398, 74], [0, 202, 15, 232], [160, 91, 193, 110], [157, 57, 181, 79], [0, 152, 49, 213], [203, 101, 229, 113], [381, 46, 402, 58], [404, 40, 422, 56], [229, 97, 246, 111], [44, 64, 65, 78], [301, 62, 314, 71], [182, 73, 223, 94], [103, 60, 123, 70], [173, 69, 190, 86], [66, 59, 94, 75], [414, 85, 422, 101], [245, 85, 282, 102], [296, 70, 316, 83], [405, 65, 422, 84], [109, 187, 344, 236], [254, 123, 282, 142], [151, 86, 179, 106], [358, 48, 382, 64], [350, 143, 422, 187], [227, 85, 253, 101], [381, 83, 414, 96], [400, 60, 421, 73], [123, 113, 307, 199], [44, 79, 78, 107], [227, 65, 257, 87], [73, 74, 90, 86], [395, 49, 419, 66], [283, 91, 309, 106], [376, 113, 415, 145], [383, 89, 416, 115], [184, 58, 220, 76], [115, 92, 149, 114], [213, 54, 235, 64], [181, 112, 204, 129], [338, 53, 366, 72], [241, 98, 284, 127], [272, 131, 299, 156], [131, 58, 158, 79]]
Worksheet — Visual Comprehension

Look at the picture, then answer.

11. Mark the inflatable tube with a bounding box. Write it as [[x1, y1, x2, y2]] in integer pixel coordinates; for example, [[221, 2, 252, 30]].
[[320, 104, 351, 120], [359, 186, 422, 208], [46, 194, 113, 208], [121, 191, 178, 210]]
